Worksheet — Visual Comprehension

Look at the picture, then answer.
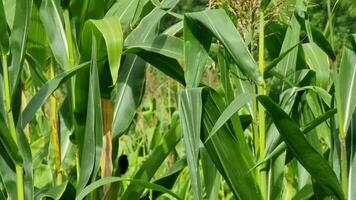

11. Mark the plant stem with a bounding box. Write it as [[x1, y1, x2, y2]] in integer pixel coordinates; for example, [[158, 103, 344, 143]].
[[258, 9, 267, 199], [2, 54, 24, 200], [50, 58, 62, 185]]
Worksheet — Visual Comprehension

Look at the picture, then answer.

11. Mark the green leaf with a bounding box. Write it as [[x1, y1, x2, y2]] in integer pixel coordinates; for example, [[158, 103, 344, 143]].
[[0, 154, 17, 199], [21, 61, 90, 128], [337, 47, 356, 133], [141, 158, 187, 200], [257, 95, 344, 199], [264, 42, 300, 75], [82, 16, 123, 84], [39, 0, 70, 69], [105, 0, 140, 32], [9, 0, 33, 93], [178, 88, 203, 200], [184, 9, 262, 84], [16, 117, 34, 199], [201, 147, 220, 200], [111, 54, 146, 138], [270, 12, 300, 97], [202, 89, 262, 199], [302, 43, 329, 89], [125, 6, 168, 45], [183, 14, 211, 88], [0, 0, 9, 54], [0, 114, 23, 164], [76, 36, 103, 194], [204, 93, 255, 143], [76, 177, 182, 200], [125, 34, 183, 61], [310, 25, 336, 61], [136, 50, 185, 85], [35, 182, 68, 200]]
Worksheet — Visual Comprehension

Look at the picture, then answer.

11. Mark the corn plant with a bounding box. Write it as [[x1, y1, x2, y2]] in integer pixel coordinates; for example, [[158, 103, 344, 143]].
[[0, 0, 355, 199]]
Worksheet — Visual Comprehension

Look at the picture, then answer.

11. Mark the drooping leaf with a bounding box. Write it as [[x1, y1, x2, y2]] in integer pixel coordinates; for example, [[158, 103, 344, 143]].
[[184, 9, 262, 84], [258, 95, 344, 199], [81, 16, 123, 83], [183, 14, 211, 88], [125, 34, 183, 61]]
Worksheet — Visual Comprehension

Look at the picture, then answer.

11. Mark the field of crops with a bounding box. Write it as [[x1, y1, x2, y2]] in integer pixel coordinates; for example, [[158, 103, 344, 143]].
[[0, 0, 356, 199]]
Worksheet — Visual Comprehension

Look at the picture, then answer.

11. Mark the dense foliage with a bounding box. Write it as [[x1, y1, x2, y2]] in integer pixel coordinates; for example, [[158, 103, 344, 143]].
[[0, 0, 355, 199]]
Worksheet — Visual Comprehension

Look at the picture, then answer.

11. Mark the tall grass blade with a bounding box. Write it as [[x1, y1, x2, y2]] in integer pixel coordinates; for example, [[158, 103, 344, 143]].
[[178, 88, 203, 199]]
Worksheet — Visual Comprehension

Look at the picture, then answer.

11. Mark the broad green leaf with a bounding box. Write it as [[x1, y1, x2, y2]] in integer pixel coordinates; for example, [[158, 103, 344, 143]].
[[164, 21, 183, 36], [302, 43, 329, 89], [112, 4, 177, 138], [82, 16, 123, 83], [125, 6, 168, 45], [39, 0, 70, 69], [9, 0, 33, 93], [0, 114, 23, 164], [111, 54, 146, 138], [337, 47, 356, 133], [310, 25, 336, 61], [258, 95, 344, 199], [76, 177, 182, 200], [105, 0, 140, 32], [184, 9, 262, 84], [121, 114, 181, 199], [139, 50, 185, 83], [76, 37, 103, 194], [178, 88, 203, 200], [204, 93, 255, 143], [125, 34, 183, 61], [183, 14, 211, 88], [202, 89, 262, 199], [0, 0, 9, 54], [21, 61, 90, 128]]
